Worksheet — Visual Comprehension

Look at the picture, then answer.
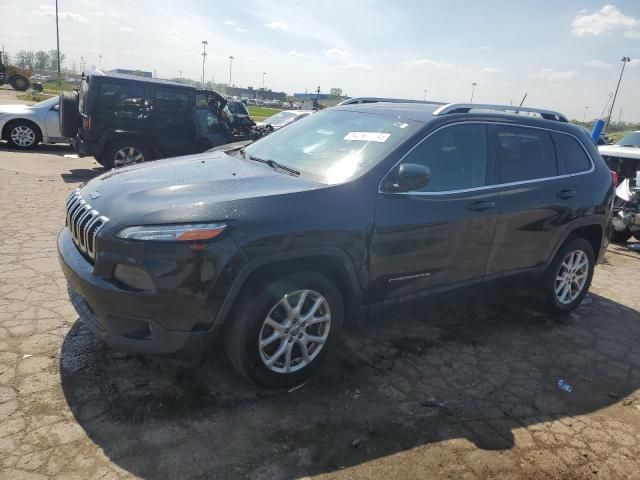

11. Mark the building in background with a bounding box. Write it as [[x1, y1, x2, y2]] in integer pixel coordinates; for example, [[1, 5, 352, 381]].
[[224, 86, 286, 101]]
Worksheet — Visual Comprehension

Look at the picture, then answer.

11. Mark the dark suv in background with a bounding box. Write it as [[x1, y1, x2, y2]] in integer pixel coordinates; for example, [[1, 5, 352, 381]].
[[59, 72, 271, 169], [58, 102, 613, 387]]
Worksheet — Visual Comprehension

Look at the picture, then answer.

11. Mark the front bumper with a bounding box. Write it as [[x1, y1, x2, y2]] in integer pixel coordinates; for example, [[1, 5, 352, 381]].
[[58, 228, 238, 354], [71, 137, 104, 159]]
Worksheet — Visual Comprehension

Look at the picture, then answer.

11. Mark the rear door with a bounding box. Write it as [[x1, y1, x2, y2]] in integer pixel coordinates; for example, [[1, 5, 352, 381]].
[[485, 124, 582, 276], [150, 87, 195, 157], [88, 80, 147, 142], [370, 123, 500, 300]]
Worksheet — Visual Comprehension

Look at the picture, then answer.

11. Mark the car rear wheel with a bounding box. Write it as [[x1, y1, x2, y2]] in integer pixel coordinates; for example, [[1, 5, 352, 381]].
[[8, 74, 29, 91], [103, 139, 153, 170], [224, 271, 343, 388], [542, 236, 595, 313], [6, 121, 41, 149]]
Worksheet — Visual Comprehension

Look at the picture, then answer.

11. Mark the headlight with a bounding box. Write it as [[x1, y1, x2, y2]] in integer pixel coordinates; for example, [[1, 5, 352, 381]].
[[117, 223, 226, 242]]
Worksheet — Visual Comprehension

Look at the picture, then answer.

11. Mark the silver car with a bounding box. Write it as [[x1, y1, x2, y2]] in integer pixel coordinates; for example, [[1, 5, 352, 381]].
[[257, 109, 313, 131], [0, 96, 66, 149]]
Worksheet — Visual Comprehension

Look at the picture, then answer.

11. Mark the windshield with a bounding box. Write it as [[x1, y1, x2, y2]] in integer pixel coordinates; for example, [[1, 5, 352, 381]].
[[34, 96, 59, 108], [264, 111, 298, 126], [227, 101, 249, 115], [616, 132, 640, 147], [244, 109, 420, 184]]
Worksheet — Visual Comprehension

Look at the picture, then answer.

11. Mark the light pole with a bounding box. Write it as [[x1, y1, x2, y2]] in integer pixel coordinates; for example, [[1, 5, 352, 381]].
[[600, 92, 613, 118], [423, 89, 427, 101], [99, 54, 102, 68], [262, 72, 266, 90], [55, 0, 61, 83], [179, 70, 182, 79], [582, 106, 589, 122], [228, 56, 234, 87], [470, 82, 477, 103], [201, 40, 208, 87], [606, 56, 630, 130]]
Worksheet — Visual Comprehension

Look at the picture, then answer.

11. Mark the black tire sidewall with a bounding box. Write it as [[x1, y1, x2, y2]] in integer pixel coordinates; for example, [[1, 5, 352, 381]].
[[9, 75, 29, 91], [7, 122, 40, 149], [234, 272, 343, 388], [544, 237, 595, 313], [103, 138, 152, 170], [610, 228, 632, 244]]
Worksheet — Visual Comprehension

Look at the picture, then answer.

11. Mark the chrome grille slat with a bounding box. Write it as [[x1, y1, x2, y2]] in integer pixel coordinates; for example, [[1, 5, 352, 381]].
[[64, 189, 109, 262]]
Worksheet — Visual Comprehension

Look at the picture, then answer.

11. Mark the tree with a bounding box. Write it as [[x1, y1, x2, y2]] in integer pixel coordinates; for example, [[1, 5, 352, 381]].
[[329, 87, 343, 99], [48, 49, 65, 72], [34, 51, 50, 70], [15, 50, 35, 69]]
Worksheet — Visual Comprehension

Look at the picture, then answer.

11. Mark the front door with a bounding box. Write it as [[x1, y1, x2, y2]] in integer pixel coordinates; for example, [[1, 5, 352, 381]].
[[150, 87, 195, 157], [370, 123, 499, 301]]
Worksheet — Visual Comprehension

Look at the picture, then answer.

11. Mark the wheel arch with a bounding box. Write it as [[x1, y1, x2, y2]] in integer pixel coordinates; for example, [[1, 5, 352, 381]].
[[214, 248, 365, 330], [2, 118, 42, 143]]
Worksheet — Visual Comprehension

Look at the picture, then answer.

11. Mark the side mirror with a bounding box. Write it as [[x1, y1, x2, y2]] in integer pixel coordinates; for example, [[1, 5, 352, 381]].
[[387, 163, 431, 192]]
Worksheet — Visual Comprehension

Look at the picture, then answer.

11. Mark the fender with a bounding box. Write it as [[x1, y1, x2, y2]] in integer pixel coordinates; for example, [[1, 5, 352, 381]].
[[212, 246, 365, 328], [97, 129, 163, 157], [545, 216, 607, 268]]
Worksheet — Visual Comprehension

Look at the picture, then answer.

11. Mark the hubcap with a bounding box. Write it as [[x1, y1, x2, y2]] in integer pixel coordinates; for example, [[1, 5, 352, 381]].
[[554, 250, 589, 304], [258, 289, 331, 374], [114, 147, 145, 168], [10, 126, 36, 147]]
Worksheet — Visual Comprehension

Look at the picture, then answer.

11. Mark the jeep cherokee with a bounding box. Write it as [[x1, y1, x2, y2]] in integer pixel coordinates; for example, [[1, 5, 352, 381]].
[[58, 102, 614, 387]]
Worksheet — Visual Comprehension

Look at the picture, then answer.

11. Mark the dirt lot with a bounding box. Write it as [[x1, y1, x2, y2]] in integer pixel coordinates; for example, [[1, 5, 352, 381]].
[[1, 138, 640, 479]]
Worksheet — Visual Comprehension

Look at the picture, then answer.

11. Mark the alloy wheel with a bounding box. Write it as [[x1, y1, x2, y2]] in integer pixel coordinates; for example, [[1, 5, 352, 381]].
[[258, 289, 331, 374], [10, 126, 36, 147], [113, 147, 145, 168], [554, 250, 589, 304]]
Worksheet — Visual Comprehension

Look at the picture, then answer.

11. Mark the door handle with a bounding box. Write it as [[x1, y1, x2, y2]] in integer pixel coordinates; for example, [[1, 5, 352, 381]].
[[557, 189, 576, 199], [468, 200, 495, 212]]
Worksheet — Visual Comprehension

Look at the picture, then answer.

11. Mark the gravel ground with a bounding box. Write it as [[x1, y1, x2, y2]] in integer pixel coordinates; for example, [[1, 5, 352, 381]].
[[1, 139, 640, 480]]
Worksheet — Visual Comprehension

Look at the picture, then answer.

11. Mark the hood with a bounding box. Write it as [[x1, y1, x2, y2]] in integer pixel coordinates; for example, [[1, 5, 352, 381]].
[[598, 144, 640, 160], [0, 104, 32, 115], [78, 150, 325, 226]]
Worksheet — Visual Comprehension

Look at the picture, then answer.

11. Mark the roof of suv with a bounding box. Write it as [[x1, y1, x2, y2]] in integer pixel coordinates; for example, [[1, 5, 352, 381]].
[[88, 71, 193, 89]]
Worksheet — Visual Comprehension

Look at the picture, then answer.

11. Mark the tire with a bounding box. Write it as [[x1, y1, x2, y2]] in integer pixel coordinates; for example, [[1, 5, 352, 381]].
[[542, 236, 595, 314], [58, 91, 80, 138], [5, 120, 41, 149], [633, 232, 640, 242], [8, 74, 29, 91], [102, 138, 153, 170], [610, 228, 632, 244], [224, 271, 343, 388]]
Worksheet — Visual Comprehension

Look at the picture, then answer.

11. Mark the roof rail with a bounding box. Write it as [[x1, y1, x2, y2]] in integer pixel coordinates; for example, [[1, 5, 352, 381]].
[[432, 103, 568, 123]]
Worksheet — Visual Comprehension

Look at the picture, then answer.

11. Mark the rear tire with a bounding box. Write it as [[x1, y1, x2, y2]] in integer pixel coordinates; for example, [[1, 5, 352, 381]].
[[58, 91, 80, 138], [541, 236, 595, 314], [5, 120, 41, 149], [8, 74, 29, 91], [224, 271, 343, 388], [102, 138, 153, 170]]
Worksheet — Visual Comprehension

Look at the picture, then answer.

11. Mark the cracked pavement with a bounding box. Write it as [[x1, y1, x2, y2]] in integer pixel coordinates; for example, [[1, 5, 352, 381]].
[[1, 145, 640, 480]]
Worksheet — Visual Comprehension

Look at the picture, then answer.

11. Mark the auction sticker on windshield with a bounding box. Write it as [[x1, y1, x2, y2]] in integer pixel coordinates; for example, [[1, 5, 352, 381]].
[[344, 132, 391, 142]]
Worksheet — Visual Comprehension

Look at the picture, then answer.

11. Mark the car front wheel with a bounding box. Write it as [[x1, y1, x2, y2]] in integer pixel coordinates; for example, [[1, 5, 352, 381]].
[[6, 121, 41, 149], [542, 236, 595, 313], [224, 271, 343, 388]]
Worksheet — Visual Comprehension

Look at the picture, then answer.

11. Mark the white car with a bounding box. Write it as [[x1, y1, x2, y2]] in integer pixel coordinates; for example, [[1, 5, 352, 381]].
[[0, 96, 66, 149], [257, 109, 313, 130]]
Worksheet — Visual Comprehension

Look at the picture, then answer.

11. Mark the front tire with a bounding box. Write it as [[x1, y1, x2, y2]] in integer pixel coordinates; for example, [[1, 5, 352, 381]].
[[224, 271, 343, 388], [6, 121, 41, 149], [542, 236, 595, 314]]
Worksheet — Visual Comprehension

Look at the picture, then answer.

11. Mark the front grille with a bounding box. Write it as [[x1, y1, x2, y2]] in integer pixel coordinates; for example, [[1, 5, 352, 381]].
[[65, 189, 109, 261]]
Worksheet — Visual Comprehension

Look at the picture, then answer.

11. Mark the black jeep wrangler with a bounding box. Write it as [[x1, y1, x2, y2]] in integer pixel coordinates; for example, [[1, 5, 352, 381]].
[[59, 72, 271, 169]]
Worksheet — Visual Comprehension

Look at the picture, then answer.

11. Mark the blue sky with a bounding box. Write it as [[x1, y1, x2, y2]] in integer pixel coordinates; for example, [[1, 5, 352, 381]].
[[4, 0, 640, 121]]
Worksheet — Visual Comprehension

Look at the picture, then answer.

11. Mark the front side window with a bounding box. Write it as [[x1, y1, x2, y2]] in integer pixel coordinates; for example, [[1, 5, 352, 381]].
[[495, 126, 557, 183], [154, 88, 191, 113], [399, 123, 488, 192], [553, 133, 592, 174], [244, 109, 420, 184]]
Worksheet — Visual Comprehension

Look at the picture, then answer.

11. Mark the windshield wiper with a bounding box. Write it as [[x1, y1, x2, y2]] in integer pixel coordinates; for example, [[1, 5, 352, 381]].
[[243, 152, 300, 176]]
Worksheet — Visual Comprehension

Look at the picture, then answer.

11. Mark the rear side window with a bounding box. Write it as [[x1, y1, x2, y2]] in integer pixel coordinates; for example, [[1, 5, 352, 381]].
[[553, 133, 592, 173], [495, 126, 557, 183], [97, 82, 144, 109], [154, 89, 190, 113], [401, 123, 488, 192]]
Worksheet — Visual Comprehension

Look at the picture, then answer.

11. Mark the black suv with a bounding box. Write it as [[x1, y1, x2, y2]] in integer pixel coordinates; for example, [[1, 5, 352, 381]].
[[60, 72, 270, 169], [58, 102, 613, 387]]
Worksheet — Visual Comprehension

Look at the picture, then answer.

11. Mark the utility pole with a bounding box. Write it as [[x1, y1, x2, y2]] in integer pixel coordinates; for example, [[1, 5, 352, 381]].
[[606, 56, 630, 130], [228, 56, 234, 87], [618, 107, 623, 125], [470, 82, 477, 103], [55, 0, 61, 83], [262, 72, 266, 90], [582, 106, 589, 122], [201, 40, 208, 87], [179, 70, 182, 79], [423, 89, 427, 101], [99, 54, 102, 68]]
